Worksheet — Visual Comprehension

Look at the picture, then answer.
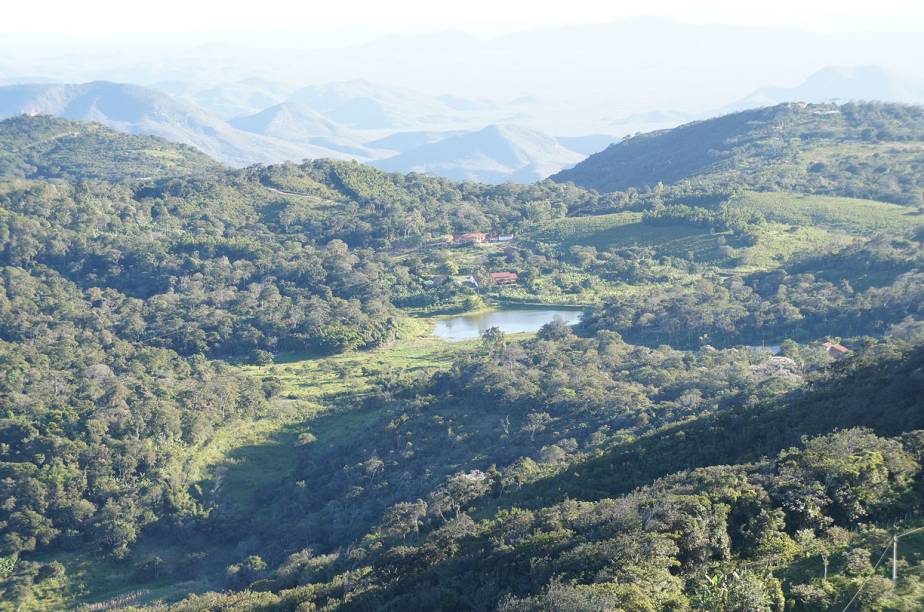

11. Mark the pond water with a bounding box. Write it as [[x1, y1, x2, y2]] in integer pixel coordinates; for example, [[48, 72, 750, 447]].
[[431, 308, 583, 342]]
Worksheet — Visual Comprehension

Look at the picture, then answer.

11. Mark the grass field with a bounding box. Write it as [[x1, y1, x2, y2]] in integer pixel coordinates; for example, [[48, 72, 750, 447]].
[[526, 212, 642, 248], [731, 190, 924, 236], [527, 209, 847, 274], [532, 190, 922, 256], [734, 221, 850, 271], [528, 212, 735, 263], [239, 322, 469, 403]]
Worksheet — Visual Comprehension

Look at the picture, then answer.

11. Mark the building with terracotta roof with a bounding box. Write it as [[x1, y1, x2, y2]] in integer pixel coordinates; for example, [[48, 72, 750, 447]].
[[822, 341, 849, 359], [489, 271, 518, 284]]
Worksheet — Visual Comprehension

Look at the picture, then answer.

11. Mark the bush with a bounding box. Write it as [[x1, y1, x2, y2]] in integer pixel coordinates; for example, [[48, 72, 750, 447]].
[[843, 548, 873, 577]]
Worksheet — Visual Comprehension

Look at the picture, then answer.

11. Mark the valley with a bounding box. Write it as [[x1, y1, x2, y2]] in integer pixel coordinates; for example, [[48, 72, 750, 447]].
[[1, 102, 924, 610]]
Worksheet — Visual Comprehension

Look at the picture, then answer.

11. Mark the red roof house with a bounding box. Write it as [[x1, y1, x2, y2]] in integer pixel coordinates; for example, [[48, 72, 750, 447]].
[[489, 272, 518, 284], [822, 341, 849, 359]]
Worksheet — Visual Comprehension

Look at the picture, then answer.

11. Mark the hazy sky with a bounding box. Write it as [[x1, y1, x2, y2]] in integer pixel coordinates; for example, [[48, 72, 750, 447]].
[[4, 0, 923, 40], [2, 0, 921, 135]]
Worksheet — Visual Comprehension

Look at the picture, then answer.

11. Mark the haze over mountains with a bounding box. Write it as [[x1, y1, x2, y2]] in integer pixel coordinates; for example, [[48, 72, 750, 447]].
[[0, 81, 334, 166], [2, 15, 924, 184], [372, 124, 584, 183], [4, 18, 923, 130], [1, 63, 921, 183], [0, 79, 604, 181], [728, 65, 924, 111], [153, 78, 295, 119]]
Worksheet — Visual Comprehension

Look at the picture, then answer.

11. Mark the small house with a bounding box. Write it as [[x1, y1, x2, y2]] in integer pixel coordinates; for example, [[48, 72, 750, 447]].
[[822, 341, 849, 359], [490, 234, 515, 243], [453, 232, 488, 245], [489, 272, 518, 284]]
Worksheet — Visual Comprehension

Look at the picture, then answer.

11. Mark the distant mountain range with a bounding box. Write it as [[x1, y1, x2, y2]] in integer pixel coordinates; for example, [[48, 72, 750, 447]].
[[3, 66, 921, 185], [602, 66, 924, 137], [285, 80, 467, 130], [372, 124, 584, 183], [0, 81, 346, 166], [729, 65, 924, 111], [0, 79, 615, 182], [9, 18, 922, 135], [229, 101, 381, 159], [152, 78, 295, 119]]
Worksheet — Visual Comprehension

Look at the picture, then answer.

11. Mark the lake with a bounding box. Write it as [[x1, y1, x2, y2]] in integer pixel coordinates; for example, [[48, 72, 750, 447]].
[[431, 308, 583, 341]]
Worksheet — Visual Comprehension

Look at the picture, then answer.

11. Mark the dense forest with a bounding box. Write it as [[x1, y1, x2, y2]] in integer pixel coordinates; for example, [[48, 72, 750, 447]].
[[1, 105, 924, 610]]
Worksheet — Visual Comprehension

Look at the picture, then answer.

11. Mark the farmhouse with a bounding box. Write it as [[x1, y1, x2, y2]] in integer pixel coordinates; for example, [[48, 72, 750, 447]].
[[822, 341, 849, 359], [453, 232, 488, 245], [489, 271, 518, 284]]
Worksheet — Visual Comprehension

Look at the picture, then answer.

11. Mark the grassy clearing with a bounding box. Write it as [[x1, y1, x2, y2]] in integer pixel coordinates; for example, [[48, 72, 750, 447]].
[[732, 190, 924, 236], [529, 212, 829, 272], [526, 212, 642, 248], [734, 221, 850, 272], [204, 318, 473, 511], [528, 213, 734, 264], [239, 318, 470, 403]]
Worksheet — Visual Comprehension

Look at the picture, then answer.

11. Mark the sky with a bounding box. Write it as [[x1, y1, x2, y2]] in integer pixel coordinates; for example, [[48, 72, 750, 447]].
[[3, 0, 923, 41]]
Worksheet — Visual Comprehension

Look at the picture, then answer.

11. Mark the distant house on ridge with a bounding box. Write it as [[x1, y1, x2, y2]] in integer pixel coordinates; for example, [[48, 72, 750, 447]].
[[822, 341, 849, 359]]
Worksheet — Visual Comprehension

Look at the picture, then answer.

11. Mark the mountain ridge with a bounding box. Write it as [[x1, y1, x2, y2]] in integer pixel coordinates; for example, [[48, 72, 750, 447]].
[[552, 101, 924, 204], [0, 81, 354, 166], [372, 123, 584, 183]]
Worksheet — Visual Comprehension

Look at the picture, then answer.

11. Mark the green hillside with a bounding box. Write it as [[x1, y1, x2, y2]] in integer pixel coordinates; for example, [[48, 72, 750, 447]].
[[730, 190, 924, 236], [2, 114, 924, 611], [553, 102, 924, 206], [0, 115, 222, 182]]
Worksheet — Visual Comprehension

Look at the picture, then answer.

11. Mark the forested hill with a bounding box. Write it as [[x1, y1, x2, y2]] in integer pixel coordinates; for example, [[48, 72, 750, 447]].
[[552, 102, 924, 205], [3, 112, 924, 610], [0, 115, 222, 183], [0, 115, 608, 360]]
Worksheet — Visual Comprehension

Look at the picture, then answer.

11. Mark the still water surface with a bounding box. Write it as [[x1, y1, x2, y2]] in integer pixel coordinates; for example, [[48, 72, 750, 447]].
[[431, 308, 583, 341]]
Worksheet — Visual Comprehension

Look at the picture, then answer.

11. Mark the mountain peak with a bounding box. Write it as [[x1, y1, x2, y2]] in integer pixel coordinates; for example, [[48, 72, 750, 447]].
[[373, 122, 583, 183]]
